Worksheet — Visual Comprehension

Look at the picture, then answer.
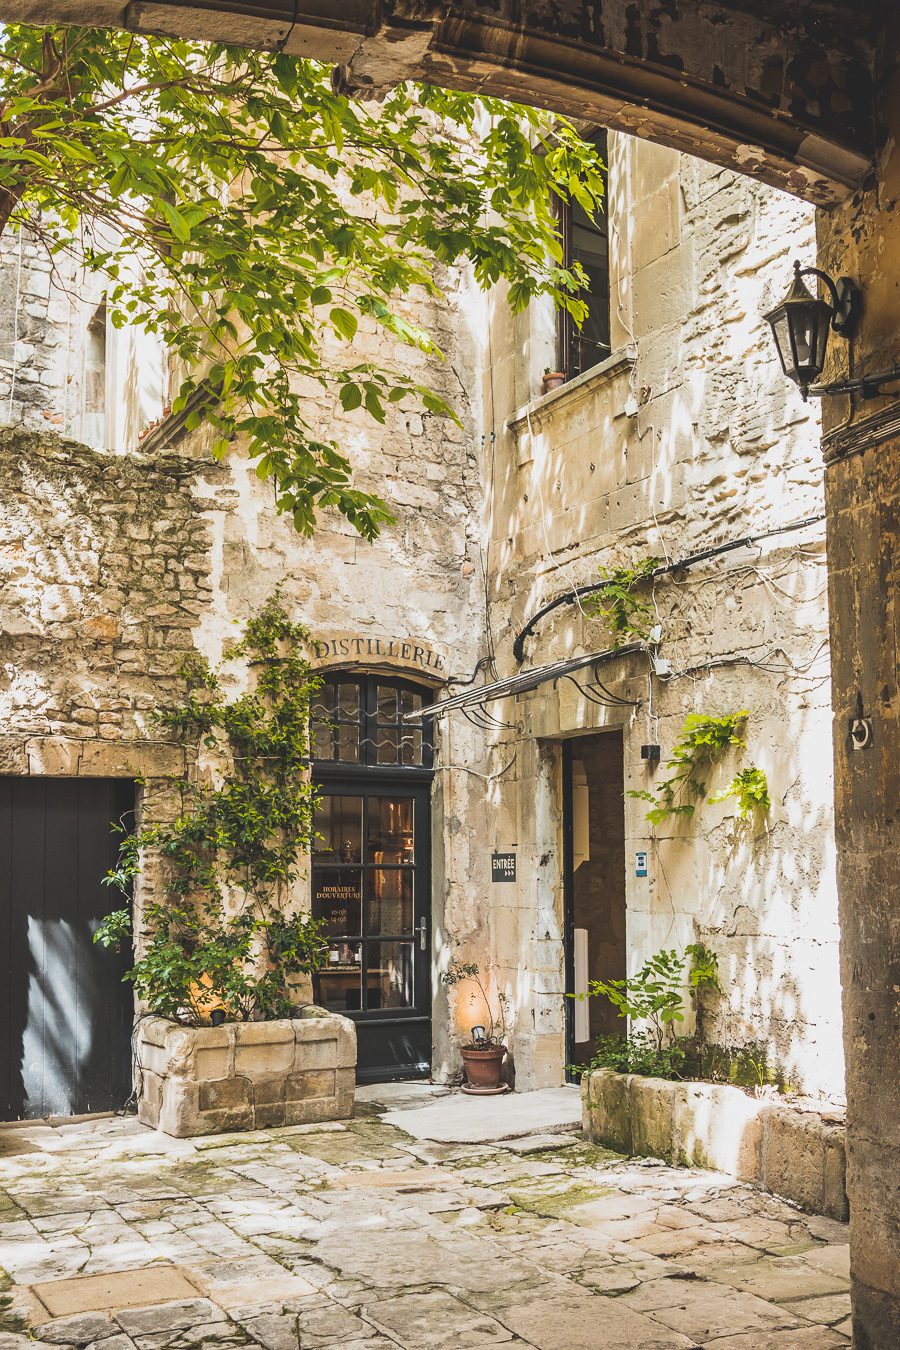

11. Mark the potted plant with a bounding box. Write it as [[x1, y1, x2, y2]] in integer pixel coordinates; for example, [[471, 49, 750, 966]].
[[441, 958, 510, 1092], [92, 596, 357, 1137], [542, 366, 567, 392]]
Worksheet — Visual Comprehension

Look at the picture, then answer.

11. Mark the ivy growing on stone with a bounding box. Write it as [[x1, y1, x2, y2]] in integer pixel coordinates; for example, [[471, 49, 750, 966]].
[[629, 710, 769, 825], [94, 595, 328, 1025], [582, 556, 660, 646], [709, 765, 772, 818]]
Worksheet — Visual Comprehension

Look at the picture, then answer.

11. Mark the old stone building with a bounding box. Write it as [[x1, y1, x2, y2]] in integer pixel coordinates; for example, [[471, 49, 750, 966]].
[[0, 126, 840, 1110]]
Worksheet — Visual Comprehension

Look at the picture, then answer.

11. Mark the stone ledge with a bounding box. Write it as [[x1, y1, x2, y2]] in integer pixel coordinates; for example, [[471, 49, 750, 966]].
[[582, 1068, 847, 1221], [137, 1009, 357, 1137], [507, 347, 636, 437], [21, 736, 186, 778]]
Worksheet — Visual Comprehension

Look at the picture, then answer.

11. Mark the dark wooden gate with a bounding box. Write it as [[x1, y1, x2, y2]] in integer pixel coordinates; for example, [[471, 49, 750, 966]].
[[0, 777, 135, 1120]]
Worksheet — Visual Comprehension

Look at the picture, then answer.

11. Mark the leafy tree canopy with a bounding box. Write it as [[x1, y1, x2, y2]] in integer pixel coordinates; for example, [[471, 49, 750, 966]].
[[0, 26, 605, 537]]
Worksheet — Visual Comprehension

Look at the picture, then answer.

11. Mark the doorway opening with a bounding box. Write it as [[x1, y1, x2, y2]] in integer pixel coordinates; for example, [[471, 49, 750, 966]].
[[563, 733, 627, 1078], [311, 674, 434, 1082], [0, 777, 135, 1120]]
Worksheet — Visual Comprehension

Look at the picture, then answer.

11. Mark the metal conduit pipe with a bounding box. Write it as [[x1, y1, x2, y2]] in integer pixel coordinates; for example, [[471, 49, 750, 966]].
[[510, 513, 826, 662]]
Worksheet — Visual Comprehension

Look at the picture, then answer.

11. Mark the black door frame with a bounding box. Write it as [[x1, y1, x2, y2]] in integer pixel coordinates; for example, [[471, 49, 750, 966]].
[[313, 766, 433, 1082]]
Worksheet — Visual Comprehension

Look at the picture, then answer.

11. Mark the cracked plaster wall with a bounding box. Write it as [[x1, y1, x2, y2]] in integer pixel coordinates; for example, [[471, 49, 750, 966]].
[[480, 133, 842, 1097]]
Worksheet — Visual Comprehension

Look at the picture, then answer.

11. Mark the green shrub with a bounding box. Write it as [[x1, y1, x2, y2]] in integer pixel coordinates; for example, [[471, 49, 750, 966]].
[[95, 594, 328, 1025]]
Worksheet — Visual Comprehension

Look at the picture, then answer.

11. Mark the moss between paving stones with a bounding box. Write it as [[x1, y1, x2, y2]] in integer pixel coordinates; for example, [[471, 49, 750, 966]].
[[0, 1266, 27, 1335], [502, 1177, 617, 1222]]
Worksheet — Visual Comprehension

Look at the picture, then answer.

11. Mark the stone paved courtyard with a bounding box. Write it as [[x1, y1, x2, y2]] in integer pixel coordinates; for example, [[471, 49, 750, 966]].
[[0, 1088, 851, 1349]]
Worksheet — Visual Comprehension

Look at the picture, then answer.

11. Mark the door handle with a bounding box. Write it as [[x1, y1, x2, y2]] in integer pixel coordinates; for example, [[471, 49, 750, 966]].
[[416, 917, 428, 951]]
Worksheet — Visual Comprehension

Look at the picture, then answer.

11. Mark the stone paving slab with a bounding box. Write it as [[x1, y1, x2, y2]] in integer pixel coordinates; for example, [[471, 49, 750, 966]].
[[0, 1093, 852, 1348], [380, 1086, 582, 1143], [31, 1268, 202, 1319]]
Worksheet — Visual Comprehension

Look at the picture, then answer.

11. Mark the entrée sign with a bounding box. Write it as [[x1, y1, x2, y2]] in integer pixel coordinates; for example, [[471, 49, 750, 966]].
[[312, 634, 445, 676], [491, 852, 516, 883]]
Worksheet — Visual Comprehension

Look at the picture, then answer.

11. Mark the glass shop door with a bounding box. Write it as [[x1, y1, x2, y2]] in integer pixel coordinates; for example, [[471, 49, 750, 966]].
[[311, 782, 432, 1081]]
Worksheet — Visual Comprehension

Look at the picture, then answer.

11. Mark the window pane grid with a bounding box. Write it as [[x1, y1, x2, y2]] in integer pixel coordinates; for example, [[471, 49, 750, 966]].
[[312, 675, 431, 767]]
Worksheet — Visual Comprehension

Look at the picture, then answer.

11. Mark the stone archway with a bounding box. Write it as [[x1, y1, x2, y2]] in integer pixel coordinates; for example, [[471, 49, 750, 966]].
[[1, 3, 898, 1342]]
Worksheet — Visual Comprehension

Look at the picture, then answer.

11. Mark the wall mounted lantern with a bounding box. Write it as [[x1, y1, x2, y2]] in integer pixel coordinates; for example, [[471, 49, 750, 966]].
[[765, 261, 900, 403], [764, 261, 859, 400]]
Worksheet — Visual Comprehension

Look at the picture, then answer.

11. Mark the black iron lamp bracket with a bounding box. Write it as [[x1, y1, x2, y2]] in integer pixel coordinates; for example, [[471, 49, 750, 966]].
[[794, 262, 860, 336], [809, 364, 900, 401]]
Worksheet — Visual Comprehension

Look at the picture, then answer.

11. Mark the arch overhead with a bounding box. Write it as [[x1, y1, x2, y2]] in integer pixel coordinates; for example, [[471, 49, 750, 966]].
[[1, 1, 877, 206]]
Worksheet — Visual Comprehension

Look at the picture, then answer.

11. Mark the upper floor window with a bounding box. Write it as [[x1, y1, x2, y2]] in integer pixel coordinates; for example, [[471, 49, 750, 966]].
[[311, 674, 432, 769], [557, 129, 610, 382]]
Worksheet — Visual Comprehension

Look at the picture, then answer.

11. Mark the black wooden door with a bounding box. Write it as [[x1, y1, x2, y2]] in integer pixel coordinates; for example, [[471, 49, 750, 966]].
[[312, 778, 432, 1082], [0, 777, 135, 1120]]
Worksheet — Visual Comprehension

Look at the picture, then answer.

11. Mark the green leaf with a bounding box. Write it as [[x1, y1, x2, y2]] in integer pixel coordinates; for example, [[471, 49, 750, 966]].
[[158, 199, 192, 243], [339, 383, 362, 411], [330, 307, 358, 341]]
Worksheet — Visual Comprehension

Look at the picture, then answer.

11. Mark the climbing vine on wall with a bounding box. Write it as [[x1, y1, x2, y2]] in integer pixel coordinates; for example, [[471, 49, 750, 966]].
[[629, 711, 769, 825], [582, 556, 661, 646], [95, 594, 328, 1024]]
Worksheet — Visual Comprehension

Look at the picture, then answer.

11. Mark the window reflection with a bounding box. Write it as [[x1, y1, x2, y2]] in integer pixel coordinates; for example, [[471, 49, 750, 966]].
[[312, 867, 362, 936], [314, 941, 362, 1013], [369, 869, 413, 936], [376, 683, 425, 765], [311, 680, 361, 762], [367, 798, 414, 862], [312, 676, 429, 767], [367, 942, 414, 1009], [313, 795, 362, 862]]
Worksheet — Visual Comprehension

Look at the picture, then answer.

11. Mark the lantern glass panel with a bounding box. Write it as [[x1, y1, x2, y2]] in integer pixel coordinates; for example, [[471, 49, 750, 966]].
[[771, 314, 792, 376]]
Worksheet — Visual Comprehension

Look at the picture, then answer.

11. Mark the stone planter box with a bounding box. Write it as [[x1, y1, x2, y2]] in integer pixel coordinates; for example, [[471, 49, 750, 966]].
[[582, 1069, 847, 1221], [137, 1007, 356, 1137]]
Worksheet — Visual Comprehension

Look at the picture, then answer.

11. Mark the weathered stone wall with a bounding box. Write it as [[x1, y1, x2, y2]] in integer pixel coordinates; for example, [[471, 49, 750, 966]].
[[477, 134, 841, 1096], [814, 16, 900, 1341], [582, 1068, 848, 1222], [0, 229, 167, 452], [0, 131, 844, 1104], [0, 243, 490, 1078]]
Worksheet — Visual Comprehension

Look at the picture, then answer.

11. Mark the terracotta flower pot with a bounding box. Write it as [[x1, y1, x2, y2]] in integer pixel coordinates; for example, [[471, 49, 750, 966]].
[[460, 1043, 507, 1089], [542, 372, 566, 392]]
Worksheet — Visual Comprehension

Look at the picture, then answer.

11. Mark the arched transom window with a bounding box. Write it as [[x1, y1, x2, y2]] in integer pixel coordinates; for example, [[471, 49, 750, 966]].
[[311, 674, 432, 769]]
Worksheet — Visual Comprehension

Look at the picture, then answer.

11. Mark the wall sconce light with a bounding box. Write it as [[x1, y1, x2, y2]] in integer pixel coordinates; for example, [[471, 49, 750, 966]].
[[765, 261, 900, 403], [764, 261, 859, 400]]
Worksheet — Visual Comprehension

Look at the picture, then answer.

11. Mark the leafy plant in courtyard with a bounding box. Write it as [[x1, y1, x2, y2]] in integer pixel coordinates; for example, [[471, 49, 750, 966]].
[[572, 944, 722, 1080], [441, 958, 510, 1047], [578, 945, 721, 1053], [582, 556, 661, 646], [582, 1031, 689, 1080], [94, 594, 328, 1024], [629, 710, 770, 824], [0, 26, 605, 537], [686, 941, 721, 996]]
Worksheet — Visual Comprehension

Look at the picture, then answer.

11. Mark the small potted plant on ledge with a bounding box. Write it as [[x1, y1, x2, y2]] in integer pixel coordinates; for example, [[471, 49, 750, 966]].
[[542, 366, 567, 393], [442, 958, 510, 1093]]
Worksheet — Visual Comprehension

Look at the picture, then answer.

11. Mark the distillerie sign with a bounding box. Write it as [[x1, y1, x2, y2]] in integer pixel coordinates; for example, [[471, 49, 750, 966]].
[[311, 633, 446, 678]]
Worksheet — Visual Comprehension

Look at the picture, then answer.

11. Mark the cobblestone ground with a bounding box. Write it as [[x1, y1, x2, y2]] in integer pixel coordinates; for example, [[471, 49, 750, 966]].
[[0, 1101, 851, 1349]]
